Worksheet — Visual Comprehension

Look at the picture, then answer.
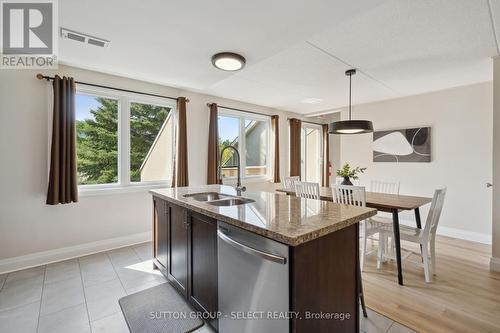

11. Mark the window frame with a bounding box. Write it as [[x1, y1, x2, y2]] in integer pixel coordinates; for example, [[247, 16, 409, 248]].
[[69, 84, 177, 195], [300, 122, 324, 183], [218, 108, 272, 182]]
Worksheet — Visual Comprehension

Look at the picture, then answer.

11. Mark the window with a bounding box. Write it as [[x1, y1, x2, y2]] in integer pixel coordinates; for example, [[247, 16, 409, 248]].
[[74, 86, 175, 192], [130, 102, 172, 183], [300, 124, 323, 183], [76, 95, 119, 185], [218, 110, 270, 180]]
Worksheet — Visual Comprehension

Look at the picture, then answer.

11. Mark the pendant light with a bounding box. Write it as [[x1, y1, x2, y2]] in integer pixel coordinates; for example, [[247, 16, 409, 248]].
[[329, 69, 373, 134]]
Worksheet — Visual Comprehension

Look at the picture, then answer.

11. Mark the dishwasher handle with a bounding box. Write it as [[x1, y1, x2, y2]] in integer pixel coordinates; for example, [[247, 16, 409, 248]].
[[217, 230, 287, 265]]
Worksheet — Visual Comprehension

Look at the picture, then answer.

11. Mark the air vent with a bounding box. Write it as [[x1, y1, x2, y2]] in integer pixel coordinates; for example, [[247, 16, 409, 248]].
[[88, 38, 106, 47], [61, 28, 110, 48], [67, 32, 85, 43]]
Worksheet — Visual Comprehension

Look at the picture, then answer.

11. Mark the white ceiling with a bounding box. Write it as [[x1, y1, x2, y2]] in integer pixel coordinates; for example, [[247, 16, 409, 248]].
[[59, 0, 500, 114]]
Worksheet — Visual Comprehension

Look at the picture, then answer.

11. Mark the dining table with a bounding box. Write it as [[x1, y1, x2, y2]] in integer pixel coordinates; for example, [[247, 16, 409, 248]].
[[276, 187, 433, 286]]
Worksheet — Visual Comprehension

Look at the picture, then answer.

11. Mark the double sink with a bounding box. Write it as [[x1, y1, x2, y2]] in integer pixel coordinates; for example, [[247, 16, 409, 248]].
[[183, 192, 255, 206]]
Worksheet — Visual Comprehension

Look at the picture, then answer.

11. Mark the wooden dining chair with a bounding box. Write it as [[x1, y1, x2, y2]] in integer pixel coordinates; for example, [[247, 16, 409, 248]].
[[283, 176, 300, 190], [378, 188, 447, 283], [294, 181, 320, 200]]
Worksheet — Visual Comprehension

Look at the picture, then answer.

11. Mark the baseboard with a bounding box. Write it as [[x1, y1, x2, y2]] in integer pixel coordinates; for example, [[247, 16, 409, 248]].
[[0, 232, 151, 275], [436, 226, 491, 244], [490, 257, 500, 272], [397, 218, 492, 244]]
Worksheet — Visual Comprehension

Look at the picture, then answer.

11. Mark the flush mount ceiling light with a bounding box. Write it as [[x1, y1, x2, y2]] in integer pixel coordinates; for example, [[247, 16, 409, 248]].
[[329, 69, 373, 135], [212, 52, 246, 71], [301, 97, 323, 104]]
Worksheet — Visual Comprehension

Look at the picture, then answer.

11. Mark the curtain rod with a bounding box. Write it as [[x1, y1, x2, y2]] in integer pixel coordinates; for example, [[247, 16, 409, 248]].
[[288, 117, 325, 126], [207, 103, 273, 117], [36, 74, 188, 102]]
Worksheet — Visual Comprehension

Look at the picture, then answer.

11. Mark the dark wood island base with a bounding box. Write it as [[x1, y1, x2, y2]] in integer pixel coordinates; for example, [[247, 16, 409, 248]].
[[290, 224, 359, 332], [152, 194, 363, 332]]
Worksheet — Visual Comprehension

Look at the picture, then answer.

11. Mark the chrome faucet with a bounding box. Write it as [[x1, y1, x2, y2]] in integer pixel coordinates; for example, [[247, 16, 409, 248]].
[[219, 145, 246, 195]]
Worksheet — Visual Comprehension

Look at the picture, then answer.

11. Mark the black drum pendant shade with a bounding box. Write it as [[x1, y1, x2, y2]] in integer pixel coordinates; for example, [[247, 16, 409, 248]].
[[329, 69, 373, 135]]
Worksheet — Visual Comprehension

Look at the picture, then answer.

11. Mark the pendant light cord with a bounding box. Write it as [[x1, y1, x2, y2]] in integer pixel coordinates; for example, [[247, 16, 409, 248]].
[[348, 72, 352, 121]]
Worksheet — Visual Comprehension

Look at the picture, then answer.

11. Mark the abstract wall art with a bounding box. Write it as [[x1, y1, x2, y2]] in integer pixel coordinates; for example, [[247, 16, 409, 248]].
[[372, 127, 431, 163]]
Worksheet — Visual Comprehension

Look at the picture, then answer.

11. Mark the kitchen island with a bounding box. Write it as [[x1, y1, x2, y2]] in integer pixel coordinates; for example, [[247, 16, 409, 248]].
[[150, 185, 376, 333]]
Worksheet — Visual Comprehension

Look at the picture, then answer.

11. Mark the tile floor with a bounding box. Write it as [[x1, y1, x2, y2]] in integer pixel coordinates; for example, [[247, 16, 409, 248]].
[[0, 243, 416, 333]]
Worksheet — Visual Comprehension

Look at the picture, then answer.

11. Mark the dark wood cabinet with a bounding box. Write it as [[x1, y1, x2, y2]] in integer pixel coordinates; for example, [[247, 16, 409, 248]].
[[167, 203, 189, 297], [188, 212, 218, 328], [153, 196, 218, 330]]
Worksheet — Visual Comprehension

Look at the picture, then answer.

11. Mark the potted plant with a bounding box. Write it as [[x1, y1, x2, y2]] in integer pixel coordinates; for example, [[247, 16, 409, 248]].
[[336, 163, 366, 186]]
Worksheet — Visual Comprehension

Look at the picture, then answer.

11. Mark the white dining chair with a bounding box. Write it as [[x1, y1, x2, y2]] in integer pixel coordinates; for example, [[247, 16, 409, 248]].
[[331, 185, 382, 272], [283, 176, 300, 190], [331, 184, 366, 206], [378, 188, 447, 283], [370, 180, 400, 195], [369, 180, 401, 253], [294, 181, 320, 200]]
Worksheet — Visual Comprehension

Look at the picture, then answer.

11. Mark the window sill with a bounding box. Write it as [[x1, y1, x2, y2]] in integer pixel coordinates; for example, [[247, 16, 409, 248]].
[[78, 182, 170, 197]]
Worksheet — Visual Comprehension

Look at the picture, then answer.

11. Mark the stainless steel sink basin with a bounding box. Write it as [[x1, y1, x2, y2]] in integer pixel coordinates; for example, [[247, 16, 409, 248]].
[[184, 192, 229, 202], [207, 198, 255, 206], [184, 192, 255, 206]]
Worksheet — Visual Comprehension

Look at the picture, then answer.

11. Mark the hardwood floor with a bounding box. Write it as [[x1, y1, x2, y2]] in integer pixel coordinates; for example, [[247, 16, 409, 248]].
[[363, 235, 500, 333]]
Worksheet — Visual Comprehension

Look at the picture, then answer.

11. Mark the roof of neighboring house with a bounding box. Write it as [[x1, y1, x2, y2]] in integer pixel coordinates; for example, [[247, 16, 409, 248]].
[[221, 120, 260, 167], [139, 112, 173, 172]]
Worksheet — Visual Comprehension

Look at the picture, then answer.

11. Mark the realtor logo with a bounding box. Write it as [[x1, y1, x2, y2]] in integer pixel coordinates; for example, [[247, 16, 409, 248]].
[[1, 0, 58, 68]]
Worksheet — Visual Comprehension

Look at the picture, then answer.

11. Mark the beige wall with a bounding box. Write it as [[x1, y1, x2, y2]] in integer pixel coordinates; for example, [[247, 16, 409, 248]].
[[339, 82, 493, 242], [0, 65, 331, 272], [492, 57, 500, 271]]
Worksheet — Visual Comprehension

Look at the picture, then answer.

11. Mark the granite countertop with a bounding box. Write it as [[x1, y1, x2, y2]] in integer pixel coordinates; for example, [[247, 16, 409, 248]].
[[150, 185, 377, 246]]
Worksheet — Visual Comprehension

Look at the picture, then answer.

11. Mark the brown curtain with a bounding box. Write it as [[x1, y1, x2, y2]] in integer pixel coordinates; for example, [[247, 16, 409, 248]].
[[172, 97, 189, 187], [271, 115, 281, 183], [289, 118, 302, 178], [322, 124, 330, 187], [207, 103, 220, 184], [46, 76, 78, 205]]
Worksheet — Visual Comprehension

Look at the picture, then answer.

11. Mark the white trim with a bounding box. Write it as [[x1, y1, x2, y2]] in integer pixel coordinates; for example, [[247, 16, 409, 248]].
[[397, 218, 492, 244], [78, 182, 170, 196], [490, 257, 500, 272], [71, 85, 176, 190], [223, 176, 272, 185], [301, 123, 323, 183], [218, 109, 272, 180], [218, 107, 270, 121], [0, 232, 151, 275], [436, 226, 492, 244], [119, 96, 129, 184]]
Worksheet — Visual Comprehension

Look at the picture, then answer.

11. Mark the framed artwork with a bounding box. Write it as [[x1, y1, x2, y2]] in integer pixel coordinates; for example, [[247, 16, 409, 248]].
[[373, 127, 431, 163]]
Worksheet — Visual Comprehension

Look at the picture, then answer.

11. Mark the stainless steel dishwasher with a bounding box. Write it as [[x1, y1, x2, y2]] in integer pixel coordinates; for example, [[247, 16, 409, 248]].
[[217, 221, 289, 333]]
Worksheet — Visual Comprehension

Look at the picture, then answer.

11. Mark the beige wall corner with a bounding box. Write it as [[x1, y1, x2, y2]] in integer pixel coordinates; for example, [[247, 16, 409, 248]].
[[493, 56, 500, 271]]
